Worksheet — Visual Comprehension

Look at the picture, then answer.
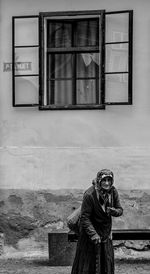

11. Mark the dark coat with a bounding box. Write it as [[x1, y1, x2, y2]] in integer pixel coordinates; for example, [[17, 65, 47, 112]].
[[71, 185, 123, 274]]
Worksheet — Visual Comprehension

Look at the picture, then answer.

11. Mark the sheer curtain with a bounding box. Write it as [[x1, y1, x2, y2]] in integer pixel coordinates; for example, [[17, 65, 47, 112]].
[[47, 19, 100, 105]]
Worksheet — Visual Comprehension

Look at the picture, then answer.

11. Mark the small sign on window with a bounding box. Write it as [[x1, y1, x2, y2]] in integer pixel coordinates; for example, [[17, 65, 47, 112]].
[[3, 62, 32, 72]]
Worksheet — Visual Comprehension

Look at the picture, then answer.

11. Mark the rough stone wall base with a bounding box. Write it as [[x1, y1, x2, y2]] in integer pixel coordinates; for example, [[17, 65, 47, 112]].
[[0, 233, 4, 256]]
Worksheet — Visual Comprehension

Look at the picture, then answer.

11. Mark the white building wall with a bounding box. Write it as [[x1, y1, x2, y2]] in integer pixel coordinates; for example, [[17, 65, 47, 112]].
[[0, 0, 150, 189]]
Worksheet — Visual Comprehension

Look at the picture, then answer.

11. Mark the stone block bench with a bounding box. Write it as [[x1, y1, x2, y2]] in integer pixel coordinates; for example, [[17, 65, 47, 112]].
[[48, 229, 150, 266]]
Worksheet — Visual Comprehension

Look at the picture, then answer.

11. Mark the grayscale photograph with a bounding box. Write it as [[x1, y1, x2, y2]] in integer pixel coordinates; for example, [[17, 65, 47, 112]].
[[0, 0, 150, 273]]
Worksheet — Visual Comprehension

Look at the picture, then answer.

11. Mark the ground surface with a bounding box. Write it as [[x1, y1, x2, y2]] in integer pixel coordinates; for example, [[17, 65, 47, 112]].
[[0, 258, 149, 274]]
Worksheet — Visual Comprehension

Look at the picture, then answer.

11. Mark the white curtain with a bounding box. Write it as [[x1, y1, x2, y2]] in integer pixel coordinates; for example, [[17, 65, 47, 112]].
[[48, 20, 100, 105]]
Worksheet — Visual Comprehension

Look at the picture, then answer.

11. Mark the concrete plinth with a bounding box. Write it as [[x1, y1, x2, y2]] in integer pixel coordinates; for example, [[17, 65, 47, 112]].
[[48, 231, 76, 266]]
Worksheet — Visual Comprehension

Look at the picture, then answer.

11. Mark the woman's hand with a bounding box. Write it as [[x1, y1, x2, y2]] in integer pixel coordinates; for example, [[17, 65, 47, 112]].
[[91, 234, 101, 245], [106, 207, 116, 215], [106, 206, 122, 217]]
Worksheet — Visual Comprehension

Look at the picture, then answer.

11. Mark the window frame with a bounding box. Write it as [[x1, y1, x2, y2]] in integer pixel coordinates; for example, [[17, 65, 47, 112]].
[[39, 10, 105, 110]]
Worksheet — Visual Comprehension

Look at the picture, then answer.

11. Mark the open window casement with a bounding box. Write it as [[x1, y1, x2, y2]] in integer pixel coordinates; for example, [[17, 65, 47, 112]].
[[12, 10, 133, 109], [12, 16, 39, 107], [104, 10, 133, 105]]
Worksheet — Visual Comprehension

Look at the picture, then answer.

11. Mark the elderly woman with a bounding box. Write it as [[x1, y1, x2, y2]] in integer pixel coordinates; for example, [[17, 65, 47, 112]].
[[71, 169, 123, 274]]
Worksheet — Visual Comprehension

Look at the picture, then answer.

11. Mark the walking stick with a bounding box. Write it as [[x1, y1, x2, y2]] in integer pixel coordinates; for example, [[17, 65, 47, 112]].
[[95, 243, 101, 274]]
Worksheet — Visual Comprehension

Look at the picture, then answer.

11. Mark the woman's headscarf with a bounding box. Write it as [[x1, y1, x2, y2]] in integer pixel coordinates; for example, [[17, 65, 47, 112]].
[[93, 169, 114, 207], [96, 169, 114, 188]]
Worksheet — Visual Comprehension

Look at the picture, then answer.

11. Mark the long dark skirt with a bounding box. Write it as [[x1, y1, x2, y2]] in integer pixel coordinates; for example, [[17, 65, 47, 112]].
[[71, 232, 114, 274]]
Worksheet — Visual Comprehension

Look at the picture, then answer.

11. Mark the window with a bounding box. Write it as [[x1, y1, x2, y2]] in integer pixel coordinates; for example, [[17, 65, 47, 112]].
[[12, 10, 133, 109], [39, 11, 105, 109]]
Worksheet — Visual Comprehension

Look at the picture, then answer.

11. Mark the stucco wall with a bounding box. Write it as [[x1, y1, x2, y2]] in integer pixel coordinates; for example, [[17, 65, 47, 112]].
[[0, 0, 150, 190], [1, 146, 150, 189]]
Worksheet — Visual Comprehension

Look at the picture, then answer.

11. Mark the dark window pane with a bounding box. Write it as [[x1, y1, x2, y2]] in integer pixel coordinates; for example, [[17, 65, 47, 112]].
[[77, 79, 97, 104], [48, 80, 72, 105], [77, 53, 100, 78], [74, 19, 99, 47], [47, 21, 72, 48], [48, 54, 72, 79]]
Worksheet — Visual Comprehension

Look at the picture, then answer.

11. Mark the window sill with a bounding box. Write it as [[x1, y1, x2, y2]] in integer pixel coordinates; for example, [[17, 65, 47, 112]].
[[39, 104, 105, 110]]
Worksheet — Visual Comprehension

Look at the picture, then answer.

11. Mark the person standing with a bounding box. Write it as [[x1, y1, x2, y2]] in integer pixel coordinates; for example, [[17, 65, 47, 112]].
[[71, 169, 123, 274]]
